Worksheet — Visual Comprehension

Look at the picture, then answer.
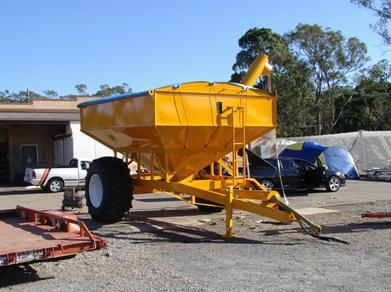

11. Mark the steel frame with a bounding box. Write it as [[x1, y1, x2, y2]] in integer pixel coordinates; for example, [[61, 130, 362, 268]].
[[118, 106, 321, 237], [0, 206, 107, 267]]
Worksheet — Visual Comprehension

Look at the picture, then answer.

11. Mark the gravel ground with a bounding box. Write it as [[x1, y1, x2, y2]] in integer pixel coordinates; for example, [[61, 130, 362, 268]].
[[1, 199, 391, 291]]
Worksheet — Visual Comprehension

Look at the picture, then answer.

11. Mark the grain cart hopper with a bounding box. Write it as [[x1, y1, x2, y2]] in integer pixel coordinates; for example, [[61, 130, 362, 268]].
[[78, 55, 321, 237]]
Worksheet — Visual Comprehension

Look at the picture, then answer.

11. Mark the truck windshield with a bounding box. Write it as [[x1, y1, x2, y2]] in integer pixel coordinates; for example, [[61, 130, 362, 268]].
[[80, 161, 91, 170]]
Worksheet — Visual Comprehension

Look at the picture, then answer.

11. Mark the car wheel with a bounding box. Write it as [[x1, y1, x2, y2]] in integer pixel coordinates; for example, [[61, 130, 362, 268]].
[[261, 179, 274, 191], [326, 176, 341, 192], [47, 178, 64, 193]]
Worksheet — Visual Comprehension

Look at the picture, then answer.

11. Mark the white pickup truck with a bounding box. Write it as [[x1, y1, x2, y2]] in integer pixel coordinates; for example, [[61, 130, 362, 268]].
[[24, 158, 91, 192]]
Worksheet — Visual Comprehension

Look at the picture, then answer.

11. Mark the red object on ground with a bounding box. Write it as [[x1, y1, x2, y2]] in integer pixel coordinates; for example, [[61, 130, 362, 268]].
[[361, 212, 391, 218], [0, 206, 107, 267]]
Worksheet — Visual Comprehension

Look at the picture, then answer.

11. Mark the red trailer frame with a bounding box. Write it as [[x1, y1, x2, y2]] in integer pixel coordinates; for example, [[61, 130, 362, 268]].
[[361, 212, 391, 219], [0, 206, 107, 267]]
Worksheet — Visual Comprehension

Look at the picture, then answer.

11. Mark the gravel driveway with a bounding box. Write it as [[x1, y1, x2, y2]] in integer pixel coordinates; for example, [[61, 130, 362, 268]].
[[0, 181, 391, 291]]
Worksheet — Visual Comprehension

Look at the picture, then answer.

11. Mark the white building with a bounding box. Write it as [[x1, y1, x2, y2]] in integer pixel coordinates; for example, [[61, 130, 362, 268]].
[[0, 97, 113, 183]]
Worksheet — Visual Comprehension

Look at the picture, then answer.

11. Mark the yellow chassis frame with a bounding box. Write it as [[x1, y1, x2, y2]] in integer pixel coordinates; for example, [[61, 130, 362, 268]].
[[132, 174, 320, 237]]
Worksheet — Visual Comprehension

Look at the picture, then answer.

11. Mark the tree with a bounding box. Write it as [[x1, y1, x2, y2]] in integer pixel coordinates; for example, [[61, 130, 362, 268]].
[[95, 83, 132, 97], [335, 60, 391, 131], [352, 0, 391, 45], [43, 90, 58, 99], [231, 28, 295, 84], [286, 24, 368, 134], [75, 84, 88, 95], [231, 28, 316, 137], [0, 89, 42, 102]]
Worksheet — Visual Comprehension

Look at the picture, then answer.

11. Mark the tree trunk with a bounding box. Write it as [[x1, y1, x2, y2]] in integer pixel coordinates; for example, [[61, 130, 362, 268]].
[[317, 103, 322, 135]]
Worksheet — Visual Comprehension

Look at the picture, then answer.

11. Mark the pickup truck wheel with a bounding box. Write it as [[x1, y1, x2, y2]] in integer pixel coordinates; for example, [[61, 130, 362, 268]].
[[86, 157, 133, 223], [195, 197, 224, 213], [46, 178, 64, 193]]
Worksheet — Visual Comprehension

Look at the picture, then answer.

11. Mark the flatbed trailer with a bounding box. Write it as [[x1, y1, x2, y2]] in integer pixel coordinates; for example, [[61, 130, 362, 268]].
[[0, 206, 107, 267]]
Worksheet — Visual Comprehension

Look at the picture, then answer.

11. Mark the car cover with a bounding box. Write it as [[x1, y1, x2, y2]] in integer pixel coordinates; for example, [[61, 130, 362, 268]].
[[279, 141, 360, 179]]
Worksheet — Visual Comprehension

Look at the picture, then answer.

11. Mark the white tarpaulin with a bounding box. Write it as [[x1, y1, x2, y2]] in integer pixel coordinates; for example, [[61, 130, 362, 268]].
[[286, 131, 391, 172], [249, 130, 391, 172]]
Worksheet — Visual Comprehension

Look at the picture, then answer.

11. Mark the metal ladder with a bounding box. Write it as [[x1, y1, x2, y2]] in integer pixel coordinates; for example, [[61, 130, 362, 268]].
[[230, 106, 247, 187]]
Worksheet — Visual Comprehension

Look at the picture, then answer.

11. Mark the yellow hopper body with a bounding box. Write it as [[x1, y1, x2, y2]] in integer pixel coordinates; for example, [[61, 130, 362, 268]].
[[79, 82, 275, 181]]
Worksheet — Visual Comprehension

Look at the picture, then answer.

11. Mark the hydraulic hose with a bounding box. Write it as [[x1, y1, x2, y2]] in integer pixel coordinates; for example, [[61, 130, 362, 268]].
[[273, 196, 350, 244]]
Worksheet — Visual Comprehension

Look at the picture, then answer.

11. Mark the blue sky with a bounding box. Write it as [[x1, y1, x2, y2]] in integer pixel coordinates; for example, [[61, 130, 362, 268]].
[[0, 0, 388, 96]]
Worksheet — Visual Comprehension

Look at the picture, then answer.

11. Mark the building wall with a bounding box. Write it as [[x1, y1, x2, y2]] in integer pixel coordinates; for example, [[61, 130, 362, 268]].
[[0, 96, 115, 183], [2, 123, 66, 181], [68, 122, 114, 160]]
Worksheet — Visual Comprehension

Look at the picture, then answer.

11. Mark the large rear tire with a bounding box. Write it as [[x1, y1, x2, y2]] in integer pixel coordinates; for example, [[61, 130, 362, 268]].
[[85, 157, 133, 223], [195, 197, 224, 213]]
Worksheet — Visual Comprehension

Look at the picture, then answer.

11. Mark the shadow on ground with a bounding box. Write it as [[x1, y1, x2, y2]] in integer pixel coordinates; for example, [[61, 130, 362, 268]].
[[81, 208, 306, 246], [0, 265, 54, 288], [323, 221, 391, 235]]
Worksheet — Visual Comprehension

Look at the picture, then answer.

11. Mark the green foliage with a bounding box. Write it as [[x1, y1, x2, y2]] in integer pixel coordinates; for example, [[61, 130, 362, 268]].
[[95, 83, 132, 97], [287, 24, 368, 134], [75, 84, 88, 95], [232, 26, 376, 137], [43, 90, 58, 99], [352, 0, 391, 45], [0, 82, 132, 102], [0, 90, 42, 102], [231, 27, 316, 137], [336, 60, 391, 131]]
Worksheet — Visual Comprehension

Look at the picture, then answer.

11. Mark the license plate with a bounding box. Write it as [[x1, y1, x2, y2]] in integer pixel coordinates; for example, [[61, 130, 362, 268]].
[[16, 250, 44, 263]]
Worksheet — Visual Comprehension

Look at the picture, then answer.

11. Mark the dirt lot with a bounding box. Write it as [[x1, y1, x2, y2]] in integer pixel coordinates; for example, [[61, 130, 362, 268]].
[[1, 180, 391, 291]]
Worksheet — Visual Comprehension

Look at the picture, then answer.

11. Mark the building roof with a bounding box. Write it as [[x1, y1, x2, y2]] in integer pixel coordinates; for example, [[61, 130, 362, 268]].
[[0, 96, 97, 122], [0, 111, 80, 121]]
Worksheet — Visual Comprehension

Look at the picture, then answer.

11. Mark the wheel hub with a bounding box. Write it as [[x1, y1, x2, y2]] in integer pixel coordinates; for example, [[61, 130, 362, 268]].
[[329, 178, 340, 191], [50, 180, 62, 192], [89, 174, 103, 208]]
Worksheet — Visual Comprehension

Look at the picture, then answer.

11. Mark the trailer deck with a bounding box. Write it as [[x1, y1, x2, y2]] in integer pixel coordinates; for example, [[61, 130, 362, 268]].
[[0, 206, 107, 267]]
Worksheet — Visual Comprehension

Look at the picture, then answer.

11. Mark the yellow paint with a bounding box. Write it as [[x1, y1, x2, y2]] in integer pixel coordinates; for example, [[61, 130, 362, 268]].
[[225, 187, 234, 238], [241, 54, 272, 87], [79, 81, 276, 181]]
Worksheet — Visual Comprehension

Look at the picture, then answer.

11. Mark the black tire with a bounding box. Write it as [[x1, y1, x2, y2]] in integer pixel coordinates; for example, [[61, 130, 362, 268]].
[[326, 176, 341, 192], [261, 179, 274, 191], [195, 197, 224, 213], [46, 178, 64, 193], [85, 157, 133, 223]]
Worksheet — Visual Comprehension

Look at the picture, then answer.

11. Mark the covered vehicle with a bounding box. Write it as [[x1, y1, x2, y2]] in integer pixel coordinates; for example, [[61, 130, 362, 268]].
[[279, 141, 360, 179], [246, 150, 346, 192]]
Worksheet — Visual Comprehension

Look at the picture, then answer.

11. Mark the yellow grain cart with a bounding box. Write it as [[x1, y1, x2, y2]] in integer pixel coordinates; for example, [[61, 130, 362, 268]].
[[78, 55, 321, 237]]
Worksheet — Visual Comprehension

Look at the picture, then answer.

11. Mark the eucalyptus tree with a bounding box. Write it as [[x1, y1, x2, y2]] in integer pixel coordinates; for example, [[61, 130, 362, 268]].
[[287, 24, 368, 134]]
